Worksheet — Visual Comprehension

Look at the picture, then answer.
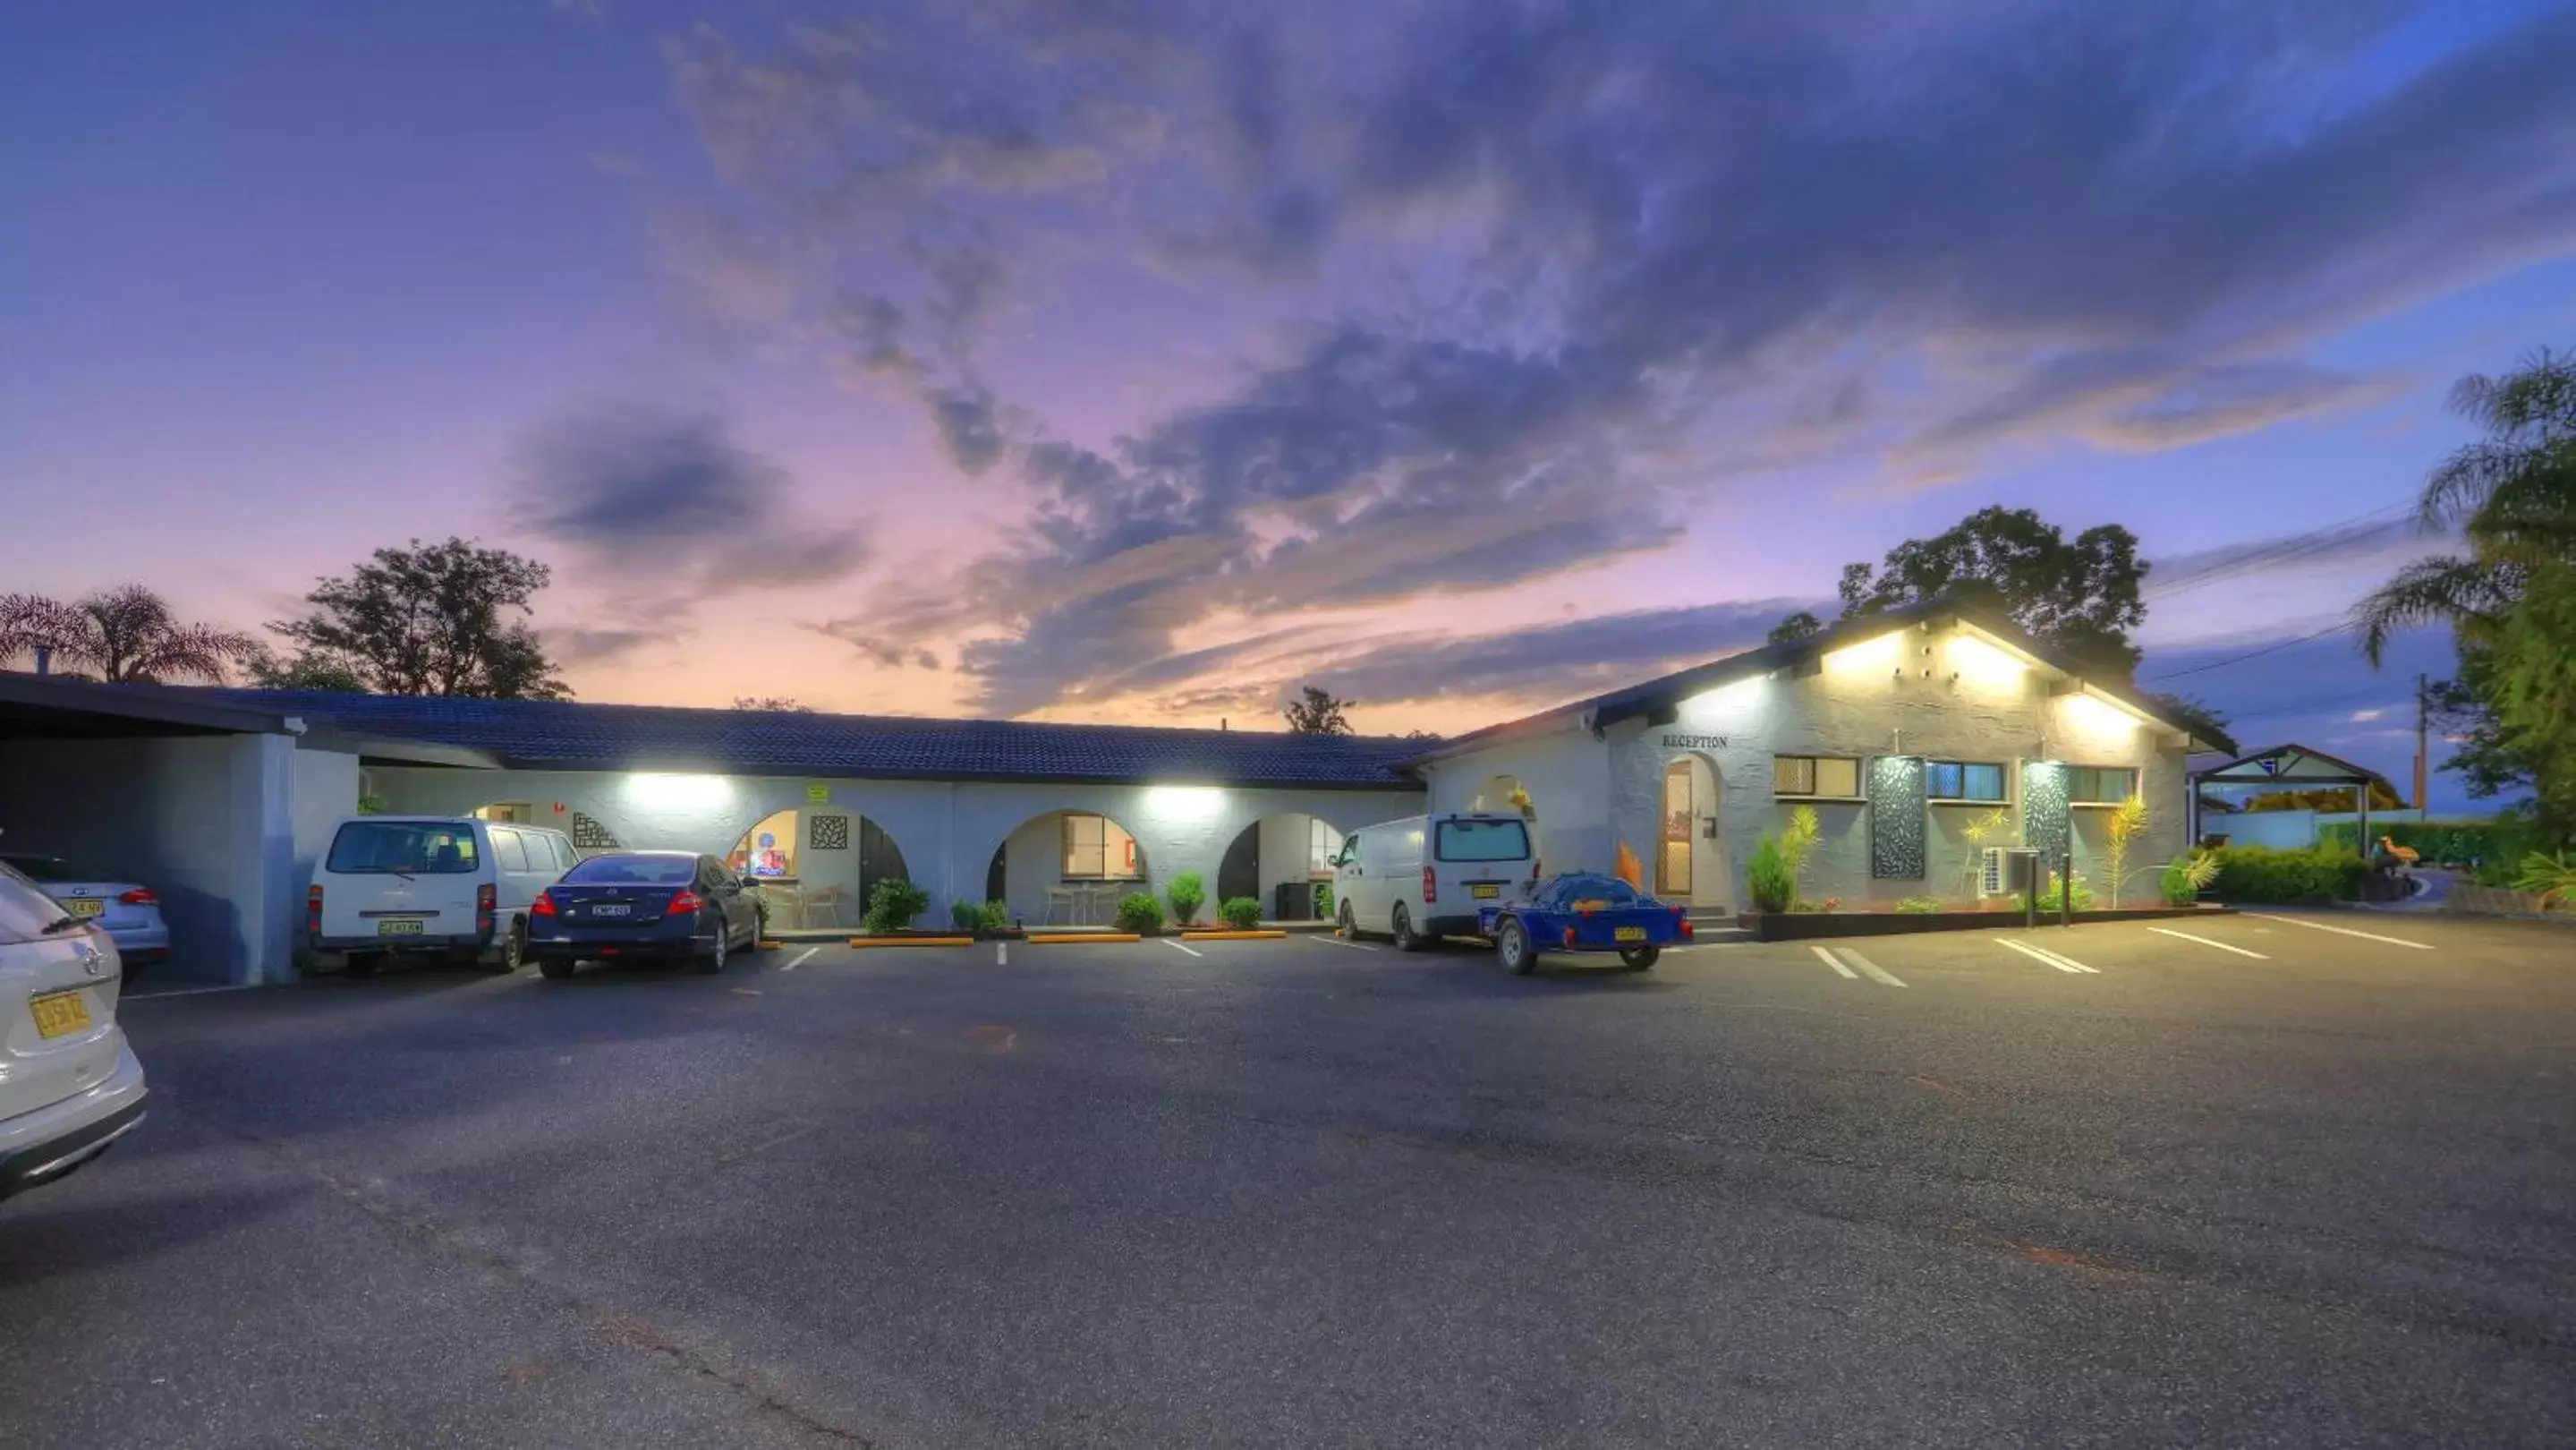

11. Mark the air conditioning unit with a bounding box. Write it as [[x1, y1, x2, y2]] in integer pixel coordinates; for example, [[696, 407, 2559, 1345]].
[[1979, 846, 2038, 898]]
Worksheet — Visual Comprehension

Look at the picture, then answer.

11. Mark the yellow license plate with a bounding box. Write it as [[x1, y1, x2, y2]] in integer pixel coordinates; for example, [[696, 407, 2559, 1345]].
[[67, 898, 105, 918], [30, 990, 92, 1039], [377, 918, 426, 936], [1471, 883, 1500, 900], [1613, 925, 1647, 942]]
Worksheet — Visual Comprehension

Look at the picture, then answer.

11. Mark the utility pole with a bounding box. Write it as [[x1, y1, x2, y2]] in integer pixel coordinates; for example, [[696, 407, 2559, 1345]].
[[2413, 672, 2429, 817]]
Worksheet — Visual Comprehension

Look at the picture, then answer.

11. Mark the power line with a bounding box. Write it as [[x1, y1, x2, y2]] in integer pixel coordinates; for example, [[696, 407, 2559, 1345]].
[[2138, 620, 2356, 683], [2142, 500, 2418, 603]]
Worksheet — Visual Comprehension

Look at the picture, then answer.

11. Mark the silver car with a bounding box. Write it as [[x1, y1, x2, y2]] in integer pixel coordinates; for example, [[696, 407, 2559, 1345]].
[[0, 859, 148, 1203], [0, 854, 170, 984]]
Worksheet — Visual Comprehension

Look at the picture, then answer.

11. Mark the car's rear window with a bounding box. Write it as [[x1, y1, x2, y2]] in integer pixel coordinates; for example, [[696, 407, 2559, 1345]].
[[0, 861, 75, 942], [1435, 818, 1531, 862], [327, 822, 480, 874], [0, 853, 99, 882], [560, 855, 697, 886]]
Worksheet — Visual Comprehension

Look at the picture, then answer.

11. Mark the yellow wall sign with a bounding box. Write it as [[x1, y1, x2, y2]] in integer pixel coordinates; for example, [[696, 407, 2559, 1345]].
[[804, 782, 830, 805]]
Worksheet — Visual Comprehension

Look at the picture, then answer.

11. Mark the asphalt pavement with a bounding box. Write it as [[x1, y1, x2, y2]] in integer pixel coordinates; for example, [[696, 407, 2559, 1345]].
[[4, 911, 2572, 1447]]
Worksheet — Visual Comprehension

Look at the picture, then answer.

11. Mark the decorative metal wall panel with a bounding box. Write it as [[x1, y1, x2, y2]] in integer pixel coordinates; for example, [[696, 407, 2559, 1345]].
[[2021, 761, 2070, 864], [809, 814, 851, 851], [1868, 755, 1926, 879]]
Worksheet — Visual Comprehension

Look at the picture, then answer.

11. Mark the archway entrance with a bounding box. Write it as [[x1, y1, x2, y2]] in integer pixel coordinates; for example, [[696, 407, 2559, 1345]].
[[726, 806, 908, 930], [984, 809, 1148, 926], [1655, 755, 1730, 911], [1215, 813, 1345, 921]]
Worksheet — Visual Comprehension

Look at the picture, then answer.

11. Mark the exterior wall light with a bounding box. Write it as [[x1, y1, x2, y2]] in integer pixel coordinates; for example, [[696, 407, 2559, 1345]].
[[622, 772, 735, 814], [1143, 784, 1227, 821]]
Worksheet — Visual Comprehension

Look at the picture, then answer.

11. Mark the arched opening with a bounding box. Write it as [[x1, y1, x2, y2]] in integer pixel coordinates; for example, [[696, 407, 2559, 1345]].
[[725, 806, 909, 930], [982, 809, 1149, 926], [1654, 754, 1730, 911], [1215, 813, 1347, 922]]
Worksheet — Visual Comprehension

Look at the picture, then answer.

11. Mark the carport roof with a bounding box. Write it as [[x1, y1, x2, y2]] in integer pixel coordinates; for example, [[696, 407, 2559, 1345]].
[[201, 690, 1427, 789]]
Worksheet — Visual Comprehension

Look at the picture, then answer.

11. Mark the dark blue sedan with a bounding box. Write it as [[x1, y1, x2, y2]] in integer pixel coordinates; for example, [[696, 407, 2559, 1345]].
[[528, 851, 761, 979]]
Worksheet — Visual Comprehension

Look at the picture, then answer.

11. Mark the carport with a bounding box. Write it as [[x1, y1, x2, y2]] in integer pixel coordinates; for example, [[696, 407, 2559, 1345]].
[[0, 673, 356, 985], [2189, 742, 2393, 853]]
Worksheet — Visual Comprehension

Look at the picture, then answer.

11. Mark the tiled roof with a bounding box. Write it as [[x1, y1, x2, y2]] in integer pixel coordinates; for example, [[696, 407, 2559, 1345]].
[[205, 690, 1426, 789]]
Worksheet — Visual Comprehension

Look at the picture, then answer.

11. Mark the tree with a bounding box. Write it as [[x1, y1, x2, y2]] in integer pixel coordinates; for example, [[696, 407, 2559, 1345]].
[[732, 696, 814, 712], [1838, 507, 2147, 676], [1282, 685, 1353, 735], [2240, 782, 2406, 814], [247, 650, 372, 694], [1766, 610, 1824, 645], [2353, 348, 2576, 841], [270, 538, 570, 700], [0, 584, 259, 684]]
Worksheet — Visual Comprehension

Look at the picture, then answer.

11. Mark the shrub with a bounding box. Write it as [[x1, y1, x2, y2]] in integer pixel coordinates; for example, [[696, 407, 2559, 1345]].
[[1781, 805, 1821, 901], [745, 885, 771, 937], [1312, 882, 1334, 919], [2511, 850, 2576, 908], [1220, 896, 1262, 929], [1895, 895, 1943, 914], [2019, 870, 2096, 916], [950, 898, 981, 930], [2160, 850, 2219, 908], [1166, 870, 1207, 925], [1746, 834, 1794, 913], [2207, 844, 2364, 903], [2102, 795, 2150, 908], [979, 899, 1010, 932], [863, 877, 931, 933], [1115, 891, 1166, 933]]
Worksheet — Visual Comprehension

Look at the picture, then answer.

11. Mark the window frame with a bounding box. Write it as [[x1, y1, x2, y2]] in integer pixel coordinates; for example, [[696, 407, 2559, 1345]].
[[2065, 764, 2141, 807], [1771, 754, 1866, 802], [1925, 759, 2011, 805], [1058, 813, 1140, 881]]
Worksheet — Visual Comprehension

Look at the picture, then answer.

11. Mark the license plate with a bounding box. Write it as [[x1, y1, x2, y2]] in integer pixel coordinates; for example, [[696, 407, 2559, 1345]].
[[591, 904, 631, 917], [30, 990, 92, 1039], [66, 898, 105, 918], [1471, 883, 1500, 900], [1613, 925, 1647, 942], [377, 918, 426, 936]]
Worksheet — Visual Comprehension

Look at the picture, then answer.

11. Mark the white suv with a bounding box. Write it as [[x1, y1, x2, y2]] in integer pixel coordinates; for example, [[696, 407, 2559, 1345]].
[[0, 858, 148, 1204]]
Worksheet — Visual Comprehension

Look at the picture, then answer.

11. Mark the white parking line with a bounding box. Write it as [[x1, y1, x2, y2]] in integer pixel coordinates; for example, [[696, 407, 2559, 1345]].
[[1835, 946, 1908, 987], [997, 942, 1007, 966], [1319, 935, 1380, 951], [1995, 937, 2097, 974], [2147, 925, 2268, 960], [2243, 913, 2435, 951], [1809, 944, 1858, 979], [1163, 938, 1203, 958], [784, 947, 819, 971]]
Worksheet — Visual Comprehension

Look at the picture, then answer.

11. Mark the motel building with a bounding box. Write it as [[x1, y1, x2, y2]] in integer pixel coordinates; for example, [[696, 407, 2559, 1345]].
[[0, 598, 2225, 985]]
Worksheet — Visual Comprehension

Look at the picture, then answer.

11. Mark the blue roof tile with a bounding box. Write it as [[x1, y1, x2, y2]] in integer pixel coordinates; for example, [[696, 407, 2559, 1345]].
[[207, 691, 1425, 789]]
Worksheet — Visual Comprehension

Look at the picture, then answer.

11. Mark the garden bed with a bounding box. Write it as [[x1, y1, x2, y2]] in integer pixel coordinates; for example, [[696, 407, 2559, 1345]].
[[1736, 904, 2232, 942]]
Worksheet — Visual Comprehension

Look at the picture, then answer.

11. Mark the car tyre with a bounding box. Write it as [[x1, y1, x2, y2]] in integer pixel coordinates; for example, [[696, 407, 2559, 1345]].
[[1337, 900, 1359, 939], [496, 920, 527, 973], [1495, 917, 1536, 975], [1390, 903, 1421, 952], [537, 955, 574, 980], [1617, 946, 1660, 971], [694, 926, 727, 975]]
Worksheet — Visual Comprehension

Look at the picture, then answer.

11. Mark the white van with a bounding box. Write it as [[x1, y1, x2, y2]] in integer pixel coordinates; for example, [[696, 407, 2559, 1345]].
[[1332, 813, 1537, 950], [309, 815, 577, 976]]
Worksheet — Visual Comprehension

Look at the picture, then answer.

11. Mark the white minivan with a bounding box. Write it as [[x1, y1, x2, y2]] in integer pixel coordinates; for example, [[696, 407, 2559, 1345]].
[[310, 815, 577, 976], [1333, 813, 1537, 950]]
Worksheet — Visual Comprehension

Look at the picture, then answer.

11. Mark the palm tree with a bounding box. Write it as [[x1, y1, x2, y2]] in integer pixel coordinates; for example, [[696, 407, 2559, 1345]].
[[2354, 349, 2576, 662], [1, 584, 259, 684]]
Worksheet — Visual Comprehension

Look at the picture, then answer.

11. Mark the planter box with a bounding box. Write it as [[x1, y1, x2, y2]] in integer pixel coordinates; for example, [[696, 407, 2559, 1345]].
[[1737, 904, 2232, 942]]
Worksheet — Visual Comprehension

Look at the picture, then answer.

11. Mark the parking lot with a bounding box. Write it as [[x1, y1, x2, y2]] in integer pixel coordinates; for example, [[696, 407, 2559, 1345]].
[[5, 912, 2573, 1446]]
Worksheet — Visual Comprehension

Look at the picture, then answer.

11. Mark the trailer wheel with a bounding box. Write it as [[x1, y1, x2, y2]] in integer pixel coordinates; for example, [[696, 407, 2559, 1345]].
[[1495, 917, 1537, 976], [1617, 946, 1660, 971]]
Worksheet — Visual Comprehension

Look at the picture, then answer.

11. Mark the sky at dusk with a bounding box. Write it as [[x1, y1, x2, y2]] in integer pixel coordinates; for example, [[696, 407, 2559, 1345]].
[[7, 0, 2576, 808]]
